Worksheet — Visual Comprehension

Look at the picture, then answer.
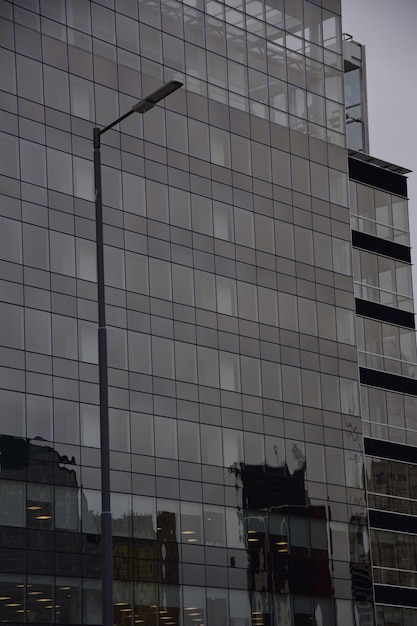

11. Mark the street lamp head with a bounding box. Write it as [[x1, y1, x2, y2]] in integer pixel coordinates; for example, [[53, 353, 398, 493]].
[[132, 80, 183, 114]]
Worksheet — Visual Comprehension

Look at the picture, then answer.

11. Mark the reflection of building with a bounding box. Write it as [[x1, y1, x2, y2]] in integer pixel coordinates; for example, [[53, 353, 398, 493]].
[[0, 2, 415, 625], [241, 462, 335, 615]]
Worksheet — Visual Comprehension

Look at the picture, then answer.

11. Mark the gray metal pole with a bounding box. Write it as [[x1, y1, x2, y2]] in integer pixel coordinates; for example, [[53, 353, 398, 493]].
[[91, 81, 182, 626], [93, 126, 113, 626]]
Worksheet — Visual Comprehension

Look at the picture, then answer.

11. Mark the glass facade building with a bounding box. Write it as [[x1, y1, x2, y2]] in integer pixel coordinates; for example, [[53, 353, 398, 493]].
[[0, 1, 415, 625]]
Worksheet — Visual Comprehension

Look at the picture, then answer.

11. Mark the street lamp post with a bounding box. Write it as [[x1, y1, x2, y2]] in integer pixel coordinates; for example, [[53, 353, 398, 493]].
[[92, 80, 182, 626]]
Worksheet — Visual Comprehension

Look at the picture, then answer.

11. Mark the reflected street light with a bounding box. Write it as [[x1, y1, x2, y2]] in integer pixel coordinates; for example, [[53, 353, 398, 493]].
[[92, 80, 183, 626]]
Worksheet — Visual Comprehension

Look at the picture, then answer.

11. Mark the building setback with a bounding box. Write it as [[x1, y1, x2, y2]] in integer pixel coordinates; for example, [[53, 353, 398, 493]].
[[0, 1, 415, 625]]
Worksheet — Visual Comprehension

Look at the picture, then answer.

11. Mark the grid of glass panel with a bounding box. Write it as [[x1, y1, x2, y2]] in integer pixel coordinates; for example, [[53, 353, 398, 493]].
[[356, 316, 417, 378], [0, 0, 378, 624], [350, 180, 410, 247]]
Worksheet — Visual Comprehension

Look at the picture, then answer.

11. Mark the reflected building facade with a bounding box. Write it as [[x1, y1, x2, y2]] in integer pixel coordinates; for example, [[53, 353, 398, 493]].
[[0, 1, 415, 625]]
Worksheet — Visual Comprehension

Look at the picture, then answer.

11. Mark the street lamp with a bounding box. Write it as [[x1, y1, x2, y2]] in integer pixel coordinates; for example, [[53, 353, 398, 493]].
[[92, 80, 183, 626]]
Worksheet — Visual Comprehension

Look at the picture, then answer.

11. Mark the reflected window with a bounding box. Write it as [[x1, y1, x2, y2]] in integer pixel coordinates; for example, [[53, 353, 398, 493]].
[[149, 258, 172, 300], [175, 341, 197, 383], [219, 352, 241, 392], [181, 501, 203, 544], [217, 277, 237, 316], [213, 201, 234, 240], [70, 75, 94, 120], [198, 347, 219, 388], [178, 420, 200, 463], [76, 238, 97, 282], [206, 588, 228, 626], [55, 485, 80, 531], [0, 480, 25, 527], [157, 499, 180, 543], [107, 326, 127, 369], [109, 409, 130, 452], [235, 208, 255, 248], [200, 424, 222, 466], [56, 578, 82, 624], [155, 416, 177, 459], [183, 586, 206, 626], [195, 271, 215, 311], [23, 224, 49, 270], [0, 216, 22, 264], [27, 483, 53, 529], [223, 428, 244, 467], [50, 231, 76, 276], [131, 412, 154, 456], [104, 245, 125, 289], [25, 308, 51, 354], [152, 337, 174, 379], [173, 265, 194, 306], [27, 395, 53, 441], [80, 404, 100, 448], [47, 148, 73, 195], [79, 320, 98, 364], [73, 157, 94, 201], [132, 495, 156, 539]]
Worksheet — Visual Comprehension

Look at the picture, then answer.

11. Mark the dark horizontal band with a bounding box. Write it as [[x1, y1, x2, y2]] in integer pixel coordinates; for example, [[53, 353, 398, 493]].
[[360, 367, 417, 396], [349, 157, 408, 197], [365, 437, 417, 464], [374, 584, 417, 608], [352, 230, 411, 263], [370, 509, 417, 534], [355, 298, 415, 329]]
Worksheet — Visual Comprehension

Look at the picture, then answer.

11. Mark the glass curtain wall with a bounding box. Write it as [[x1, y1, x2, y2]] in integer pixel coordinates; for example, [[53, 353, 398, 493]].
[[0, 1, 370, 624]]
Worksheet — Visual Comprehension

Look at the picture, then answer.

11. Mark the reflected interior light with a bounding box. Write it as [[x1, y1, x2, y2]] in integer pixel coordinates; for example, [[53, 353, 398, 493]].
[[114, 602, 128, 606], [59, 586, 71, 591], [186, 607, 198, 611], [275, 540, 287, 545], [35, 515, 52, 520], [28, 591, 42, 595], [121, 608, 132, 612], [16, 610, 25, 613], [37, 598, 52, 602], [27, 505, 42, 511], [5, 603, 21, 607], [187, 538, 198, 542], [189, 613, 201, 616], [278, 548, 288, 552], [247, 529, 257, 533], [0, 597, 11, 601], [181, 530, 195, 535], [16, 584, 25, 588], [248, 538, 259, 542]]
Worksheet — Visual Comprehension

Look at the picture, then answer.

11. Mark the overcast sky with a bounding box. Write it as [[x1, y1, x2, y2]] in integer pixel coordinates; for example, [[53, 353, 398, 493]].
[[341, 0, 417, 296]]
